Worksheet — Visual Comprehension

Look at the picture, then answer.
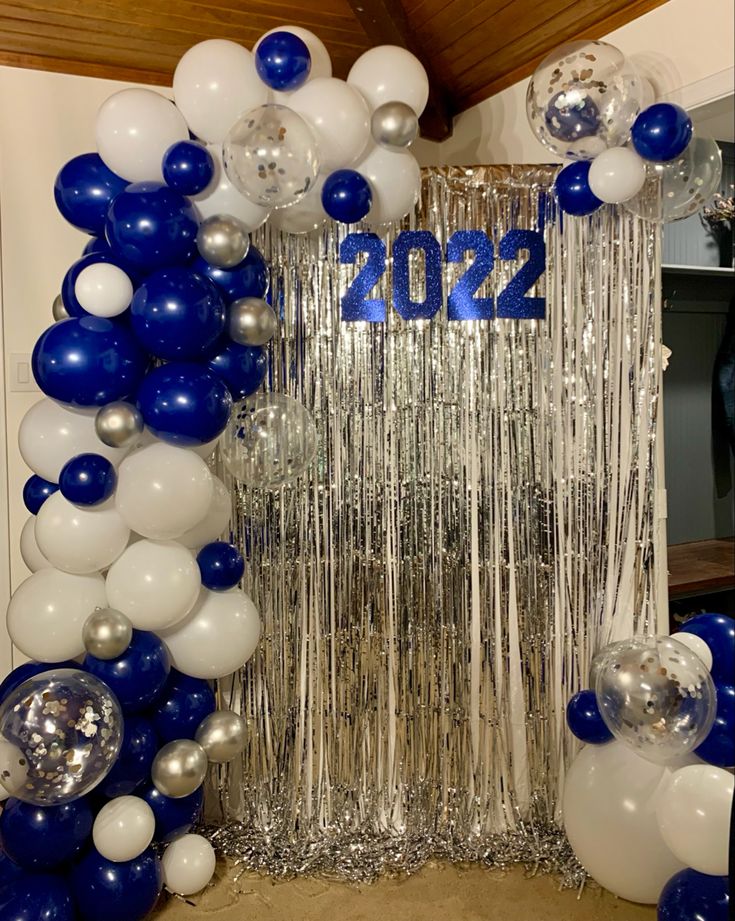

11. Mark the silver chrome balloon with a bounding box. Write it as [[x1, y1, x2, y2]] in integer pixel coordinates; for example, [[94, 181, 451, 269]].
[[82, 608, 133, 660], [196, 214, 250, 269], [195, 710, 248, 763], [52, 294, 69, 322], [370, 101, 419, 150], [228, 297, 278, 347], [95, 401, 144, 449], [152, 739, 208, 799]]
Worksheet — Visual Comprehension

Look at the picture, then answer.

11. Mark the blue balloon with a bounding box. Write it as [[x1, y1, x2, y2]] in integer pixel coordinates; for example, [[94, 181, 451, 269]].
[[544, 90, 600, 143], [62, 251, 139, 317], [59, 453, 116, 506], [54, 153, 128, 236], [82, 236, 111, 257], [32, 317, 148, 408], [658, 869, 729, 921], [71, 847, 162, 921], [322, 169, 372, 224], [141, 784, 203, 843], [632, 102, 693, 162], [679, 613, 734, 685], [0, 851, 24, 893], [554, 161, 602, 216], [695, 683, 734, 767], [0, 872, 76, 921], [192, 245, 269, 304], [0, 660, 77, 705], [98, 714, 158, 798], [149, 669, 216, 743], [197, 541, 245, 591], [0, 797, 92, 870], [566, 689, 613, 744], [22, 475, 58, 515], [206, 340, 267, 400], [162, 140, 214, 195], [85, 630, 170, 713], [255, 30, 311, 91], [105, 181, 198, 272], [130, 267, 226, 361], [136, 362, 232, 446]]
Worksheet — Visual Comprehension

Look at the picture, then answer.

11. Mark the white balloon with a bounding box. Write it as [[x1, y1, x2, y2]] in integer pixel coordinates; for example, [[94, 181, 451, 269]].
[[175, 475, 231, 550], [174, 40, 268, 144], [106, 539, 200, 631], [269, 174, 327, 235], [74, 263, 133, 318], [115, 443, 214, 540], [588, 147, 647, 203], [93, 796, 155, 863], [190, 436, 220, 460], [161, 588, 260, 679], [20, 515, 52, 572], [96, 88, 188, 182], [191, 145, 270, 232], [353, 144, 421, 224], [19, 399, 131, 483], [35, 493, 129, 575], [348, 45, 429, 117], [563, 741, 686, 904], [656, 764, 733, 876], [0, 741, 29, 800], [290, 78, 370, 171], [162, 834, 216, 895], [254, 27, 332, 82], [7, 569, 107, 662], [671, 631, 713, 672]]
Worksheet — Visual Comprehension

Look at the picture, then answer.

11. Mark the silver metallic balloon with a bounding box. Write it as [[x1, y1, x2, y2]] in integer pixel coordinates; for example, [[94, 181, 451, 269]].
[[95, 401, 144, 449], [195, 710, 248, 763], [371, 101, 419, 150], [52, 294, 69, 322], [82, 608, 133, 660], [196, 214, 250, 269], [228, 297, 278, 347], [152, 739, 208, 799]]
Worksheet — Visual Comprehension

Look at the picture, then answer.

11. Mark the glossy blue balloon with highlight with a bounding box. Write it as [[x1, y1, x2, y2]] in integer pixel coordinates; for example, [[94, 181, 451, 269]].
[[71, 847, 162, 921], [59, 453, 116, 506], [632, 103, 693, 162], [141, 784, 203, 844], [206, 340, 267, 400], [695, 683, 734, 767], [0, 872, 76, 921], [54, 152, 128, 236], [544, 90, 600, 143], [98, 714, 158, 798], [679, 613, 734, 685], [162, 140, 214, 195], [255, 30, 311, 91], [0, 797, 93, 871], [555, 161, 602, 216], [566, 689, 613, 744], [192, 244, 269, 304], [22, 475, 58, 515], [322, 169, 372, 224], [149, 669, 216, 744], [197, 541, 245, 591], [657, 868, 729, 921], [85, 629, 170, 714]]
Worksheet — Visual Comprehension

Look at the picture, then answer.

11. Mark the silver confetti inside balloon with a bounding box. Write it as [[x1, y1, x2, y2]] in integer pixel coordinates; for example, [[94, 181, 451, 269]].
[[228, 297, 278, 347], [195, 710, 248, 764], [52, 294, 69, 322], [95, 401, 144, 449], [82, 608, 133, 660], [371, 101, 419, 150], [0, 668, 123, 805], [196, 214, 250, 269], [152, 739, 208, 799]]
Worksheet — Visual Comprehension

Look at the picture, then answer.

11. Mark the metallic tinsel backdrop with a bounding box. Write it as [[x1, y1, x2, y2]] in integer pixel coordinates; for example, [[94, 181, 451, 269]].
[[205, 166, 664, 881]]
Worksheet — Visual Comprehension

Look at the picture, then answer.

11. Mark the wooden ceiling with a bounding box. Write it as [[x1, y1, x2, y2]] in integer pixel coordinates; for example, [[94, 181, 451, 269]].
[[0, 0, 667, 140]]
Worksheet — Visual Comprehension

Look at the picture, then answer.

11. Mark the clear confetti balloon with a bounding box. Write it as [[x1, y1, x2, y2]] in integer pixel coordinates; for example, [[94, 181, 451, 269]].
[[0, 668, 123, 805], [223, 104, 320, 209], [595, 635, 716, 765], [221, 393, 317, 488], [526, 40, 644, 160]]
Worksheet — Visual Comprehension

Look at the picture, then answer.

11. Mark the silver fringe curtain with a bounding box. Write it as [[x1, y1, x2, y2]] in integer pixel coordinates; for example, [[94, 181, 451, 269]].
[[207, 165, 664, 880]]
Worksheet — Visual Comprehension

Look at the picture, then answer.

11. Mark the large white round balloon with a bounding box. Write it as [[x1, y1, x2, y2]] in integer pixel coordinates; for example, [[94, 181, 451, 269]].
[[161, 588, 260, 679], [254, 27, 332, 82], [93, 796, 156, 863], [74, 263, 133, 318], [655, 764, 733, 876], [269, 174, 327, 235], [173, 40, 268, 144], [290, 78, 370, 171], [161, 834, 216, 895], [115, 443, 214, 540], [106, 539, 200, 631], [348, 46, 429, 117], [20, 515, 52, 572], [353, 144, 421, 224], [96, 88, 188, 182], [7, 569, 107, 661], [175, 475, 231, 550], [191, 145, 271, 232], [563, 741, 686, 904], [19, 399, 131, 483], [35, 493, 130, 575], [588, 147, 646, 203], [671, 631, 713, 672]]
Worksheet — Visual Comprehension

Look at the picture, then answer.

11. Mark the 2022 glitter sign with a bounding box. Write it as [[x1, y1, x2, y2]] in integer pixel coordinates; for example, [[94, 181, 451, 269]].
[[339, 229, 546, 322]]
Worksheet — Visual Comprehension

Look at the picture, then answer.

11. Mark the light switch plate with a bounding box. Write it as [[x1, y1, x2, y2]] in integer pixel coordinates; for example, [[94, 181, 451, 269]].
[[10, 353, 39, 392]]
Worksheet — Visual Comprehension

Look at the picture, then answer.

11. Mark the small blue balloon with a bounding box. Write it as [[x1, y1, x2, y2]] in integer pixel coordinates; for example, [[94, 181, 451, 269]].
[[322, 169, 372, 224], [0, 872, 76, 921], [566, 689, 613, 744], [0, 797, 93, 871], [22, 475, 58, 515], [54, 153, 128, 236], [255, 31, 311, 91], [632, 102, 693, 162], [130, 267, 226, 361], [679, 613, 734, 685], [206, 340, 267, 400], [544, 90, 600, 143], [149, 669, 216, 744], [62, 251, 139, 317], [695, 683, 734, 767], [83, 236, 111, 257], [105, 181, 198, 272], [59, 453, 116, 506], [32, 316, 148, 408], [141, 784, 203, 843], [192, 244, 269, 304], [657, 868, 729, 921], [555, 161, 602, 216], [98, 714, 158, 798], [162, 140, 215, 195], [85, 630, 170, 714], [71, 847, 162, 921], [0, 660, 78, 705], [197, 541, 245, 591], [136, 362, 232, 446]]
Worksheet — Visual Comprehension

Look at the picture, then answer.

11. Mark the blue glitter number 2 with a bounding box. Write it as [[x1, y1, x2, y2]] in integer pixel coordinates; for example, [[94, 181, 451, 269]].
[[496, 230, 545, 320], [446, 230, 495, 321], [339, 232, 387, 322]]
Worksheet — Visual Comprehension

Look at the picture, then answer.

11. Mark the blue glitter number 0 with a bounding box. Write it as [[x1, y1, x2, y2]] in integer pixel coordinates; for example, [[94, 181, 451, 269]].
[[496, 230, 546, 320], [392, 231, 443, 320], [446, 230, 495, 321], [339, 233, 387, 322]]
